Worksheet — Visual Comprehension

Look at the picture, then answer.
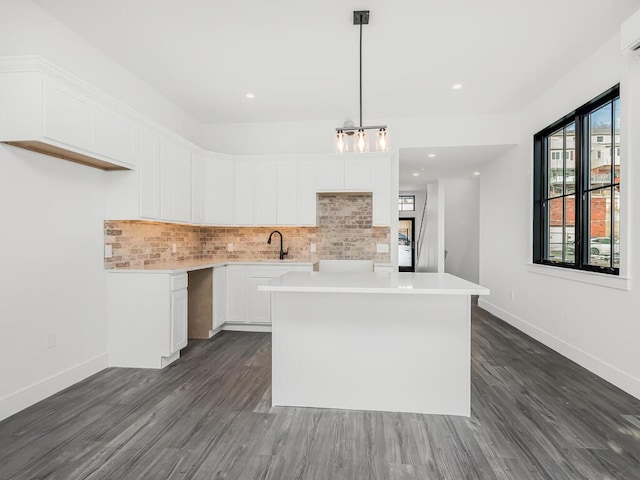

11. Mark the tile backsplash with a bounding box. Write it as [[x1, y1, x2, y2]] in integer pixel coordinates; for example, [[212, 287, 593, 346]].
[[105, 193, 391, 269]]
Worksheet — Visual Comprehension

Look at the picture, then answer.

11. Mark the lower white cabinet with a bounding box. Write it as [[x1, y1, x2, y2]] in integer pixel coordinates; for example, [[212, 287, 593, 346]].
[[213, 266, 227, 328], [107, 272, 188, 368], [219, 263, 313, 329]]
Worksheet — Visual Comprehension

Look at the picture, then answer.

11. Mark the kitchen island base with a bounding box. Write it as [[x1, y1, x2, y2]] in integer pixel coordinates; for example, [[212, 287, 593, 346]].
[[271, 290, 473, 417]]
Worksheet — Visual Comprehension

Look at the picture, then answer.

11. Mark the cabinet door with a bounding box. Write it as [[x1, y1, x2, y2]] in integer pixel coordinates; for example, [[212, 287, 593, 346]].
[[191, 153, 205, 224], [43, 78, 94, 152], [139, 127, 161, 219], [170, 288, 188, 353], [253, 160, 277, 225], [226, 265, 246, 322], [204, 156, 234, 225], [94, 104, 135, 167], [246, 277, 271, 324], [317, 157, 344, 191], [174, 144, 192, 222], [234, 161, 253, 225], [373, 156, 392, 226], [344, 156, 374, 191], [297, 159, 317, 225], [160, 138, 191, 222], [213, 267, 226, 328], [277, 160, 297, 225]]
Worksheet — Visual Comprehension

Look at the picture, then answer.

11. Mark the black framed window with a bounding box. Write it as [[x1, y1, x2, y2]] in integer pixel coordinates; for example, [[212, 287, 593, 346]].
[[533, 85, 620, 275], [398, 195, 415, 211]]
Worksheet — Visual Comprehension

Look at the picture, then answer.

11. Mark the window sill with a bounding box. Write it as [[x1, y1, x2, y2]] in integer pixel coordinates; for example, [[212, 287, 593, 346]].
[[526, 263, 630, 291]]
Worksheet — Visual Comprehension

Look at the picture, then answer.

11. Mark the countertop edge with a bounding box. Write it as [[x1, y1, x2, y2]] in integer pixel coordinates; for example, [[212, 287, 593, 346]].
[[107, 261, 316, 274], [258, 286, 490, 295]]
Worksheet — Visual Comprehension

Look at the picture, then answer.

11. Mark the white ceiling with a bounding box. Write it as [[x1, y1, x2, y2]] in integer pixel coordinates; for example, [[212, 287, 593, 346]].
[[33, 0, 640, 126], [399, 145, 516, 189]]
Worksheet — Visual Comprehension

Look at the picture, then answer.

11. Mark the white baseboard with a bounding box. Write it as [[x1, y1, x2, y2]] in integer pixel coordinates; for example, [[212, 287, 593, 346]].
[[223, 323, 272, 333], [0, 353, 108, 422], [478, 299, 640, 400], [208, 326, 223, 338]]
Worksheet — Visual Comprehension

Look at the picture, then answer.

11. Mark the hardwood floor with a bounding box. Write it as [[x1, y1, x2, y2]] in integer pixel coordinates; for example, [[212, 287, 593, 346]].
[[2, 305, 640, 479]]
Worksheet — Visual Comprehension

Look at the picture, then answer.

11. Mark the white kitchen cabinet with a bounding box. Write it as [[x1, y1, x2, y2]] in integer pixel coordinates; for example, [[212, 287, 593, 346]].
[[234, 161, 254, 225], [204, 154, 234, 225], [139, 126, 161, 219], [224, 264, 313, 329], [277, 159, 317, 226], [191, 152, 206, 224], [170, 287, 188, 355], [160, 137, 191, 223], [344, 156, 374, 190], [297, 159, 317, 225], [253, 160, 277, 225], [94, 104, 135, 167], [246, 277, 272, 324], [225, 265, 246, 323], [43, 78, 94, 153], [213, 266, 227, 328], [107, 272, 188, 369], [317, 157, 344, 191]]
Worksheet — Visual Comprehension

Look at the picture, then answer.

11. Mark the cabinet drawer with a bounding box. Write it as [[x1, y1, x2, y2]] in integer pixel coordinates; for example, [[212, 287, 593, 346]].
[[170, 273, 188, 291]]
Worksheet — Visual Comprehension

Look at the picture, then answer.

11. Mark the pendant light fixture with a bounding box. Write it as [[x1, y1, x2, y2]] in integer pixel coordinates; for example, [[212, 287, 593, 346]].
[[335, 10, 389, 153]]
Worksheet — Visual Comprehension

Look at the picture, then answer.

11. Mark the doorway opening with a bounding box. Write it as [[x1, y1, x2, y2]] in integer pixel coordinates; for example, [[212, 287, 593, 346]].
[[398, 218, 415, 272]]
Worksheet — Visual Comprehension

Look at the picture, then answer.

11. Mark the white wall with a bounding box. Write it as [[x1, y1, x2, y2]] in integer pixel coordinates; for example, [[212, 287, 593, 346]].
[[423, 182, 445, 273], [0, 145, 108, 420], [200, 114, 520, 155], [0, 0, 201, 144], [444, 177, 480, 283], [479, 34, 640, 399]]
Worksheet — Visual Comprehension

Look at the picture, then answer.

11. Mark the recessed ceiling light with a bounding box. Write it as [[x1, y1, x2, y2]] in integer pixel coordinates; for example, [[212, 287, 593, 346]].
[[452, 83, 463, 90], [428, 153, 436, 158], [412, 172, 420, 177], [473, 171, 480, 176], [245, 93, 255, 99]]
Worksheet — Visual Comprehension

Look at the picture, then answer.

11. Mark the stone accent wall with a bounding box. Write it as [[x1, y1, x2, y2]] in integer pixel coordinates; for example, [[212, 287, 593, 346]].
[[105, 193, 391, 269], [104, 221, 205, 269]]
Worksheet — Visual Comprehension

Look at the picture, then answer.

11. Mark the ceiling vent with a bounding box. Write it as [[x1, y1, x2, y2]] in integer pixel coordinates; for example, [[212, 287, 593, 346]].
[[621, 9, 640, 56]]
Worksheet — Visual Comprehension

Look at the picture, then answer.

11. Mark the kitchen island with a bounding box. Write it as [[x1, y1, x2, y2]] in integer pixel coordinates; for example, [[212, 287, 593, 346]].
[[260, 272, 489, 416]]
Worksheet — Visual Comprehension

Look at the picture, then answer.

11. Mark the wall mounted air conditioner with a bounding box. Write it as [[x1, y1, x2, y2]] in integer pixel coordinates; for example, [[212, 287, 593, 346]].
[[621, 9, 640, 55]]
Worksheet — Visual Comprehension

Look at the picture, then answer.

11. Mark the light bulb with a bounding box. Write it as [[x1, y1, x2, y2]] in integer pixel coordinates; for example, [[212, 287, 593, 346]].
[[355, 129, 368, 153], [336, 130, 347, 153], [376, 128, 389, 152]]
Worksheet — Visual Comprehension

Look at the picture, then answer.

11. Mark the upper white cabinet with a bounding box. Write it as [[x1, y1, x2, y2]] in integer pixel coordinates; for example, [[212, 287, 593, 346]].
[[0, 58, 136, 170], [190, 152, 206, 224], [138, 127, 162, 219], [344, 157, 374, 190], [277, 159, 317, 225], [43, 78, 94, 153], [253, 160, 278, 225], [160, 137, 191, 223], [234, 161, 254, 225], [372, 156, 392, 226], [204, 154, 234, 225], [317, 157, 345, 191]]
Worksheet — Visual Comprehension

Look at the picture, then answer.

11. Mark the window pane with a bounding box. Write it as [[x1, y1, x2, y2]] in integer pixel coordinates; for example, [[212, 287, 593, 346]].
[[589, 102, 612, 189], [565, 123, 576, 195], [614, 98, 620, 183], [564, 195, 576, 264], [547, 197, 563, 261], [587, 188, 612, 267], [548, 128, 563, 197], [614, 185, 620, 269]]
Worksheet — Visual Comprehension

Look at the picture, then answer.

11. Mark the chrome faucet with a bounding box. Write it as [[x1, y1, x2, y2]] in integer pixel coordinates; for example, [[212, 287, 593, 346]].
[[267, 230, 289, 260]]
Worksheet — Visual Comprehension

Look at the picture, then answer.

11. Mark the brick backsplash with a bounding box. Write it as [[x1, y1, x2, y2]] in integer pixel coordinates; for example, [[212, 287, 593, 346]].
[[105, 193, 390, 268]]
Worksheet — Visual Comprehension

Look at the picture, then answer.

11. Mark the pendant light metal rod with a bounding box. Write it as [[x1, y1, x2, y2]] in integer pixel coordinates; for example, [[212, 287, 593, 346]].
[[359, 20, 363, 128]]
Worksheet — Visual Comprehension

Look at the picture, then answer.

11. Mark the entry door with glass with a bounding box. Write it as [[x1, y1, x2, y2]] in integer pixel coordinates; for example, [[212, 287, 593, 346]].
[[398, 218, 415, 272]]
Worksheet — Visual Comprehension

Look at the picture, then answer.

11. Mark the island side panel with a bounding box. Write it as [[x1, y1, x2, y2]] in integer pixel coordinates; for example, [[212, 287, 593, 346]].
[[272, 292, 471, 416]]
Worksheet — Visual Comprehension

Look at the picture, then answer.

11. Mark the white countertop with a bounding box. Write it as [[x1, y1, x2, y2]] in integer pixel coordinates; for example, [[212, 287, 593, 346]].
[[260, 272, 490, 295], [107, 260, 316, 274]]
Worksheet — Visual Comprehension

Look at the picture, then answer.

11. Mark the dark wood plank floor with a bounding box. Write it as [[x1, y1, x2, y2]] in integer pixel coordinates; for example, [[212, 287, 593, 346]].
[[2, 305, 640, 479]]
